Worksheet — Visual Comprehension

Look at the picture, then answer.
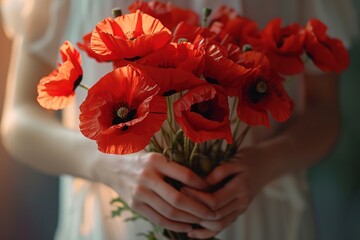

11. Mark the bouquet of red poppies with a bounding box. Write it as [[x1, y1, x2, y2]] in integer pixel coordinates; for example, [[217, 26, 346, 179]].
[[36, 1, 349, 239]]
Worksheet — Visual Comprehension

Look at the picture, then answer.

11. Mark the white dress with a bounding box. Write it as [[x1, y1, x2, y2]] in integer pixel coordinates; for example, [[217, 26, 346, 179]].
[[2, 0, 358, 239]]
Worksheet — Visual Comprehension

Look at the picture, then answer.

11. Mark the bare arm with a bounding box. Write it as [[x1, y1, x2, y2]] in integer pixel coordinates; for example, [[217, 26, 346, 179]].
[[1, 38, 98, 178]]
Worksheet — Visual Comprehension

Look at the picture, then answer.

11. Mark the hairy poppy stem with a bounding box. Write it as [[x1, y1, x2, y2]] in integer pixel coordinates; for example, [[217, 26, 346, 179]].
[[184, 136, 190, 165], [79, 83, 90, 91], [229, 97, 239, 121], [235, 125, 251, 147], [189, 143, 198, 169], [150, 137, 163, 153]]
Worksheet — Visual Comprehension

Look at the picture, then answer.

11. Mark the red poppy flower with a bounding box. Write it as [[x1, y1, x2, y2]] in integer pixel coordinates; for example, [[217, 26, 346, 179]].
[[77, 32, 105, 62], [261, 18, 305, 75], [304, 19, 350, 73], [203, 44, 251, 96], [128, 0, 172, 28], [223, 43, 251, 64], [90, 12, 171, 62], [236, 52, 293, 127], [140, 66, 205, 96], [128, 0, 198, 30], [174, 84, 232, 144], [79, 65, 167, 154], [170, 6, 198, 29], [215, 15, 262, 48], [37, 41, 83, 110], [135, 41, 205, 77], [209, 5, 237, 27], [172, 21, 217, 44]]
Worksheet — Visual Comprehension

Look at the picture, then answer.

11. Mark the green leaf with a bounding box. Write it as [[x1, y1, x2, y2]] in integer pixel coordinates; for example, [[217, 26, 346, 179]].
[[138, 231, 159, 240]]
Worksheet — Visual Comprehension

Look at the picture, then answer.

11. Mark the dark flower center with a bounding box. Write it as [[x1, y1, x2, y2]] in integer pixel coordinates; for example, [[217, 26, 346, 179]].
[[205, 77, 219, 85], [191, 101, 213, 120], [256, 81, 267, 93], [126, 31, 141, 41], [112, 102, 137, 126], [277, 33, 291, 49], [249, 80, 268, 104], [117, 107, 129, 119], [190, 97, 225, 122], [163, 90, 177, 96], [124, 56, 142, 61]]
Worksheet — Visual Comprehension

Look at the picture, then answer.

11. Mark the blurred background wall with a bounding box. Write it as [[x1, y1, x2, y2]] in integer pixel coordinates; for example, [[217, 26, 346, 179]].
[[0, 12, 58, 240], [309, 6, 360, 239]]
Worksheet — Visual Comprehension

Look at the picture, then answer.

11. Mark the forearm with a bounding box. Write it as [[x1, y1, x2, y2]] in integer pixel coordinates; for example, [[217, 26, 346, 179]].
[[257, 103, 339, 182], [1, 38, 98, 180], [2, 104, 99, 179]]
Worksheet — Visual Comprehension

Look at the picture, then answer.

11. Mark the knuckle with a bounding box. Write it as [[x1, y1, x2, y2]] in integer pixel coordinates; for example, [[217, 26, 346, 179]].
[[182, 170, 193, 183], [137, 168, 153, 184], [211, 168, 225, 183], [170, 192, 183, 205], [163, 206, 176, 218], [142, 152, 160, 166], [128, 199, 140, 211], [168, 208, 179, 219], [132, 185, 142, 198], [209, 198, 220, 210]]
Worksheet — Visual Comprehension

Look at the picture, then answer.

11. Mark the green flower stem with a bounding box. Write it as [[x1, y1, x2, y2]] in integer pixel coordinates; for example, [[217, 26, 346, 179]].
[[79, 83, 90, 91], [161, 126, 170, 148], [166, 230, 178, 240], [150, 137, 163, 153], [189, 143, 198, 169], [203, 141, 208, 153], [232, 119, 241, 143], [214, 139, 224, 163], [235, 125, 251, 147], [229, 97, 238, 121], [166, 97, 176, 143], [184, 136, 190, 166], [162, 147, 173, 160], [205, 140, 217, 159], [172, 129, 184, 151]]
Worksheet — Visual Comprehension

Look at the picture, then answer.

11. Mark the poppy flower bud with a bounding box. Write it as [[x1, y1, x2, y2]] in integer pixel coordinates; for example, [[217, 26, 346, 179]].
[[242, 44, 253, 52], [112, 8, 122, 18]]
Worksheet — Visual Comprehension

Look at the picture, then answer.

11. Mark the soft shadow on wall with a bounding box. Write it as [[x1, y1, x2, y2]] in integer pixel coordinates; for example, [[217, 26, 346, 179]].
[[0, 13, 59, 240]]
